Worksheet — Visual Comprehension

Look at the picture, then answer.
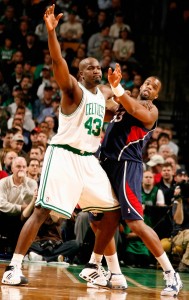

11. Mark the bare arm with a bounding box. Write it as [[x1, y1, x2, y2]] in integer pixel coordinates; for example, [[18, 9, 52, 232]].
[[44, 5, 82, 109], [173, 198, 184, 224], [21, 189, 38, 221], [173, 187, 184, 224], [108, 64, 158, 129]]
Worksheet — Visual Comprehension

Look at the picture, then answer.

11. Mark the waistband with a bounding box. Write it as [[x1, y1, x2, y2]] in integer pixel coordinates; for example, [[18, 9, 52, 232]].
[[50, 144, 94, 156]]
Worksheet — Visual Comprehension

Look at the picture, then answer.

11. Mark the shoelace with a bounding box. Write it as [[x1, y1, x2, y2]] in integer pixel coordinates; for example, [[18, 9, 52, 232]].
[[164, 272, 175, 287], [98, 265, 108, 277]]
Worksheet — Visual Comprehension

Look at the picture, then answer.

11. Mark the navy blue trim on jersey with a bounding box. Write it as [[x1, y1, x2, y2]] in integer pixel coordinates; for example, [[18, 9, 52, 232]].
[[101, 107, 156, 162]]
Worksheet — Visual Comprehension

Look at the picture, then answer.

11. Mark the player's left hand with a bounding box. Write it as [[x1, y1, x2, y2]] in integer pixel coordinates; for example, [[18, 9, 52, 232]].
[[108, 63, 122, 87]]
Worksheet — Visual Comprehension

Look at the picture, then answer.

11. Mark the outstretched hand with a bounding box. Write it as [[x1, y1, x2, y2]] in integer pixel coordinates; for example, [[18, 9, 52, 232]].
[[108, 63, 122, 88], [43, 4, 63, 31]]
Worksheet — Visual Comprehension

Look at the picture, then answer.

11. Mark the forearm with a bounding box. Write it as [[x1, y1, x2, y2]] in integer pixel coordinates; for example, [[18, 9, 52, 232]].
[[0, 201, 21, 214], [48, 30, 63, 62], [21, 197, 35, 221], [173, 200, 184, 224]]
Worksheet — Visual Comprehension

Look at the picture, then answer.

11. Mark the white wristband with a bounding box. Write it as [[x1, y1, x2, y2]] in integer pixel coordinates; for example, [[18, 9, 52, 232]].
[[110, 84, 124, 97]]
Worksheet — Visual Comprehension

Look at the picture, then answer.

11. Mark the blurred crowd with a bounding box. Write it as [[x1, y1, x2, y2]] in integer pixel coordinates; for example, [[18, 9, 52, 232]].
[[0, 0, 189, 271]]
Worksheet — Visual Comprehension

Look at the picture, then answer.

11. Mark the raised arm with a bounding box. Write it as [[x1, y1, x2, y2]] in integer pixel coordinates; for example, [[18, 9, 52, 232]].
[[108, 64, 158, 129], [44, 5, 82, 109]]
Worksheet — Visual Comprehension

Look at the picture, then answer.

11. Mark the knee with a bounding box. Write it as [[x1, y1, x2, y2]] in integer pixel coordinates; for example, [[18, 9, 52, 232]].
[[126, 220, 147, 236], [33, 207, 50, 224]]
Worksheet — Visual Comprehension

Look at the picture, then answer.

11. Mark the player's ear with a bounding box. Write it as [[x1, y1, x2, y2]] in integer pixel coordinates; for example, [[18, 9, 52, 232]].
[[79, 71, 84, 80]]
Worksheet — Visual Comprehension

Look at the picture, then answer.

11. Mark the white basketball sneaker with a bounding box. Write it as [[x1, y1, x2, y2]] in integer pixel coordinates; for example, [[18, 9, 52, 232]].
[[161, 271, 183, 297], [2, 265, 28, 286], [79, 263, 112, 288]]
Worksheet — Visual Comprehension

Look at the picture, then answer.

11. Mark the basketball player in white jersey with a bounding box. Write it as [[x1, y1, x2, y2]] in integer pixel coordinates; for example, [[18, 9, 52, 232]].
[[2, 4, 125, 289]]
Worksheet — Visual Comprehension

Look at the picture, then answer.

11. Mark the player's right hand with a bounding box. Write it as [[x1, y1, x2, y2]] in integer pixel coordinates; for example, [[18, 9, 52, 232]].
[[44, 4, 63, 31]]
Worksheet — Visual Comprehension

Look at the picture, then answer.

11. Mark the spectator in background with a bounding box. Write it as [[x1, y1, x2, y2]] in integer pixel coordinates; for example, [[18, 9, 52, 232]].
[[2, 149, 18, 176], [0, 20, 6, 47], [0, 69, 11, 105], [16, 19, 30, 49], [10, 133, 27, 158], [33, 86, 54, 123], [0, 161, 8, 179], [0, 5, 18, 41], [146, 154, 165, 184], [162, 127, 179, 156], [36, 67, 52, 100], [9, 62, 24, 91], [156, 162, 176, 206], [174, 169, 188, 185], [109, 11, 131, 40], [146, 146, 158, 161], [132, 73, 143, 89], [157, 132, 171, 151], [112, 27, 135, 66], [37, 121, 49, 136], [5, 50, 24, 82], [37, 97, 60, 124], [33, 52, 53, 81], [142, 170, 165, 207], [152, 126, 163, 140], [0, 156, 37, 249], [165, 155, 180, 176], [0, 129, 14, 149], [87, 25, 113, 60], [82, 6, 99, 43], [8, 102, 35, 133], [120, 68, 134, 90], [161, 177, 189, 273], [34, 17, 48, 50], [28, 146, 43, 163], [130, 87, 140, 98], [59, 10, 83, 43], [0, 36, 16, 76], [7, 107, 33, 151], [7, 86, 23, 116], [19, 75, 34, 106], [158, 144, 174, 160], [22, 31, 43, 67], [37, 132, 49, 149], [27, 158, 40, 185], [44, 116, 56, 141], [28, 129, 39, 149]]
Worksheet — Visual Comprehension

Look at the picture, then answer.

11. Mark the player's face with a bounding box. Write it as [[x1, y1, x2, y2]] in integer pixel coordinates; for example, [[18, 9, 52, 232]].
[[140, 77, 161, 101], [81, 59, 102, 86]]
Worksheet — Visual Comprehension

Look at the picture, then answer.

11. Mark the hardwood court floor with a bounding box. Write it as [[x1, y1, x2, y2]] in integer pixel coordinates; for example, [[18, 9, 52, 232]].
[[0, 261, 188, 299]]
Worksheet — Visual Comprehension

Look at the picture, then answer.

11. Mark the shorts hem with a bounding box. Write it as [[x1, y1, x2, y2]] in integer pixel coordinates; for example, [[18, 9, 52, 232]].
[[82, 205, 120, 212], [35, 200, 72, 219]]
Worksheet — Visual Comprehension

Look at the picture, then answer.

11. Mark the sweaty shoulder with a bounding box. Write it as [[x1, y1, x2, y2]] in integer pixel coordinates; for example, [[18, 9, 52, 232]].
[[98, 84, 114, 100]]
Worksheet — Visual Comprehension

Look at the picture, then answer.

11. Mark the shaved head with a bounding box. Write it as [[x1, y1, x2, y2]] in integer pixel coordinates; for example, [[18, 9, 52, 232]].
[[79, 57, 99, 72]]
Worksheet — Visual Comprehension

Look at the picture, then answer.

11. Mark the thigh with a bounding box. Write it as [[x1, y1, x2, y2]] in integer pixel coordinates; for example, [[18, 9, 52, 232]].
[[79, 155, 119, 211], [36, 146, 83, 219], [102, 159, 144, 220]]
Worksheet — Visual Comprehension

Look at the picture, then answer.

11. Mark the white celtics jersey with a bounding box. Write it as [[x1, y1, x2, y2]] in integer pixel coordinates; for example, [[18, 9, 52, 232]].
[[50, 82, 106, 153]]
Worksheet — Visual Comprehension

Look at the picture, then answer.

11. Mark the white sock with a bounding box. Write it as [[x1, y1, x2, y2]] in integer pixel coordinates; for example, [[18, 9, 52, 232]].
[[94, 253, 103, 264], [89, 252, 103, 265], [89, 252, 96, 264], [10, 254, 24, 269], [155, 252, 174, 272], [105, 253, 122, 274]]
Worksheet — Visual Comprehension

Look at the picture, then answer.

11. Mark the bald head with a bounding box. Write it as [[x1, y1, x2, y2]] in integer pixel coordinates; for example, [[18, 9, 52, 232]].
[[79, 57, 99, 72]]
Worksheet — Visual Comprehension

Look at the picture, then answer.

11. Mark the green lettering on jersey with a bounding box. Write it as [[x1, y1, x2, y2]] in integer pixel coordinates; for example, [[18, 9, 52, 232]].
[[86, 103, 105, 118], [84, 117, 102, 136]]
